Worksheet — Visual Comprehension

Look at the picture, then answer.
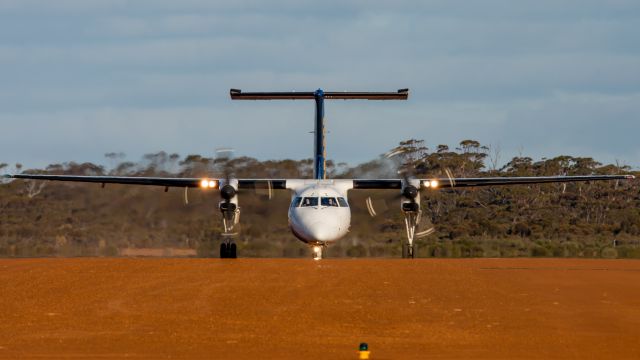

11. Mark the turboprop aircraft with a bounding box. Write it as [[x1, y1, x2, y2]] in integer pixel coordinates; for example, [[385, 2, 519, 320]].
[[4, 88, 635, 260]]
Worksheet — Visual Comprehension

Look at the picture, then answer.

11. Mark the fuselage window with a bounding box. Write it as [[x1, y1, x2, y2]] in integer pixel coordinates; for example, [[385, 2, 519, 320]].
[[301, 197, 318, 207], [337, 197, 349, 207], [292, 197, 302, 208], [321, 197, 338, 207]]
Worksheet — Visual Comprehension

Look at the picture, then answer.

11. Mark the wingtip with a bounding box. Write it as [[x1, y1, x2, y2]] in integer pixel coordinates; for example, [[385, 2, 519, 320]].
[[1, 174, 14, 183]]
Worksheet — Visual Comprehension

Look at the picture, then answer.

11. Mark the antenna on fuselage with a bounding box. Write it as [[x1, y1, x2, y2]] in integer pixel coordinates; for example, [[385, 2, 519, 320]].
[[230, 88, 409, 180]]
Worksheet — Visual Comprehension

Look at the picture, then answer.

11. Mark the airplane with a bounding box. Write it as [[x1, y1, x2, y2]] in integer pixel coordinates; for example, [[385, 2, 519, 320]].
[[4, 88, 635, 260]]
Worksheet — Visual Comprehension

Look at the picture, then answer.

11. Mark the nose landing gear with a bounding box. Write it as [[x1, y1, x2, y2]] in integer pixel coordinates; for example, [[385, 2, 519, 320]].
[[312, 245, 323, 260]]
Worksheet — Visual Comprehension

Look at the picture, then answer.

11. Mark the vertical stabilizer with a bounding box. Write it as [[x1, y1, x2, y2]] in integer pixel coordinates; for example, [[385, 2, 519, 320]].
[[313, 89, 326, 179]]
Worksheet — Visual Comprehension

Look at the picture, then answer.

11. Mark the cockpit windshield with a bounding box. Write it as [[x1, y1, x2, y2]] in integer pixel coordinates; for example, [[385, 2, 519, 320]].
[[301, 197, 318, 207], [321, 197, 338, 207], [296, 196, 348, 208]]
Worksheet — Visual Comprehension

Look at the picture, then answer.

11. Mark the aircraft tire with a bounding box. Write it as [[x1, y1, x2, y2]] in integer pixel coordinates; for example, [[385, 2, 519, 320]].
[[220, 243, 228, 258], [229, 243, 237, 258], [402, 243, 415, 259]]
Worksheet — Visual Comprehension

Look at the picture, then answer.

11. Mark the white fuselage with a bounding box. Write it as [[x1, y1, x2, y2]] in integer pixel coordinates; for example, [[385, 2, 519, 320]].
[[287, 181, 352, 246]]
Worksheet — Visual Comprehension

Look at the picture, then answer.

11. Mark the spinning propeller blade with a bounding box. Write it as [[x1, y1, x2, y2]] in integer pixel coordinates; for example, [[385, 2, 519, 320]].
[[362, 146, 436, 239]]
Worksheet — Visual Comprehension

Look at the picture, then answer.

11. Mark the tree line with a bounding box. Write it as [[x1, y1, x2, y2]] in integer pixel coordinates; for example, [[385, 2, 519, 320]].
[[0, 139, 638, 258]]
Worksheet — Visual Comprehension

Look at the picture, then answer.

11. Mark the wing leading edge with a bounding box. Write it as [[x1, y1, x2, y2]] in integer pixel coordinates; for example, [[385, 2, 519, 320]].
[[4, 174, 634, 190], [353, 175, 635, 190], [4, 174, 287, 190]]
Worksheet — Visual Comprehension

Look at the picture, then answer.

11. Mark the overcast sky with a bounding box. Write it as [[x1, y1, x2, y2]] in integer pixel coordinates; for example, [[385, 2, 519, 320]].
[[1, 0, 639, 170]]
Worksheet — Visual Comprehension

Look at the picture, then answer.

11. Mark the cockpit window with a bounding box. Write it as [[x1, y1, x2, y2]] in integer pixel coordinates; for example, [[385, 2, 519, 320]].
[[292, 197, 302, 208], [321, 197, 338, 207], [337, 197, 349, 207], [301, 197, 318, 207]]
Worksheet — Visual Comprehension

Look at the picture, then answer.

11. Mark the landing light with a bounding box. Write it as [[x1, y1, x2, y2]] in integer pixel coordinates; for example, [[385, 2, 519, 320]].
[[430, 180, 439, 188], [313, 246, 322, 261], [200, 179, 218, 189]]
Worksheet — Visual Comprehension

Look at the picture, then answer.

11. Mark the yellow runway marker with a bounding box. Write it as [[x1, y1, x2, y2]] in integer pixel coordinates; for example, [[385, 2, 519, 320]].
[[359, 343, 370, 359]]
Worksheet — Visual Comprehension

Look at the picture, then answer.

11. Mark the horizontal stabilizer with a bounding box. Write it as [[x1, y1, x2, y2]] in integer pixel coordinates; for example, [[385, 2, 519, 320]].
[[230, 88, 408, 100]]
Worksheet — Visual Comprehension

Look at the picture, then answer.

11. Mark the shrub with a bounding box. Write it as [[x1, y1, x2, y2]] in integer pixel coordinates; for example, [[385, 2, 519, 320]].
[[600, 247, 618, 259]]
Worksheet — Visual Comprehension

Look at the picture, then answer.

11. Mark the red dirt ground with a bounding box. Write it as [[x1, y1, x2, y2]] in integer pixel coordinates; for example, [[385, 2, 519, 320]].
[[1, 258, 639, 359]]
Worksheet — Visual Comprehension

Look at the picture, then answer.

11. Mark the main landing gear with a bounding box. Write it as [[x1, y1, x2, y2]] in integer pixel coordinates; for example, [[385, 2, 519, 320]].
[[402, 202, 421, 259], [220, 239, 237, 259], [219, 183, 240, 259], [218, 217, 239, 259], [220, 211, 240, 259], [401, 204, 436, 258]]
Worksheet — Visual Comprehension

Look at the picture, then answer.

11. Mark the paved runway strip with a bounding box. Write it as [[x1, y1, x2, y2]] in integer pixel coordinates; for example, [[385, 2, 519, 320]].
[[1, 258, 639, 359]]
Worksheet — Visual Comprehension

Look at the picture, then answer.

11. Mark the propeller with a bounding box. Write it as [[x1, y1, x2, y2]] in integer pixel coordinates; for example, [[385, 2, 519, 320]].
[[1, 164, 17, 185], [215, 148, 235, 183], [365, 146, 418, 217], [253, 179, 273, 200], [1, 174, 13, 185], [365, 145, 435, 240], [213, 148, 276, 235], [214, 148, 274, 200]]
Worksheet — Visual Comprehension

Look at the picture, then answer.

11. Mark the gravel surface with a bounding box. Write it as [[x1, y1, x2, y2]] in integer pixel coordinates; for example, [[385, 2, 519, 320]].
[[1, 258, 639, 359]]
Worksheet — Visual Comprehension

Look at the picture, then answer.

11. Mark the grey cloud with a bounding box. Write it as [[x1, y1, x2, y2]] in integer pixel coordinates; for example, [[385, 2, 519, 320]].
[[498, 92, 640, 164], [0, 1, 639, 169]]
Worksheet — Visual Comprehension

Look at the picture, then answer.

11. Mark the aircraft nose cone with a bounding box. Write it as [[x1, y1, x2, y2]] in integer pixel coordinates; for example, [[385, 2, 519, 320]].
[[308, 221, 339, 242]]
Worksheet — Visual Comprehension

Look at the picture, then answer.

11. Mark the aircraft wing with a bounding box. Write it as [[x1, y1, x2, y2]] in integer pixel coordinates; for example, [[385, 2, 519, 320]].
[[4, 174, 287, 190], [5, 174, 634, 190], [352, 175, 635, 189]]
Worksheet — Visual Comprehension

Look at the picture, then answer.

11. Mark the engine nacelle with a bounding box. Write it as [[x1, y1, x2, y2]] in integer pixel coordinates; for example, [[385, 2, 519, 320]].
[[402, 202, 420, 212], [220, 184, 237, 201], [218, 179, 239, 207], [400, 179, 421, 212], [218, 179, 240, 233], [219, 202, 237, 213]]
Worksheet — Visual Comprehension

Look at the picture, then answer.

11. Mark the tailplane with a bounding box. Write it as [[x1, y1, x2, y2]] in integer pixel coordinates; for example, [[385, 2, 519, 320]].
[[230, 88, 409, 179]]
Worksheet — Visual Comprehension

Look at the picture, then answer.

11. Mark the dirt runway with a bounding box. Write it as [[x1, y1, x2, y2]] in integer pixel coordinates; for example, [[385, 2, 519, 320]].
[[1, 258, 639, 359]]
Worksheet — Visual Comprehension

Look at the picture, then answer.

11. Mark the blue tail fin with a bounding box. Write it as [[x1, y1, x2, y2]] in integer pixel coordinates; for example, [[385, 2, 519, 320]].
[[313, 89, 326, 179]]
